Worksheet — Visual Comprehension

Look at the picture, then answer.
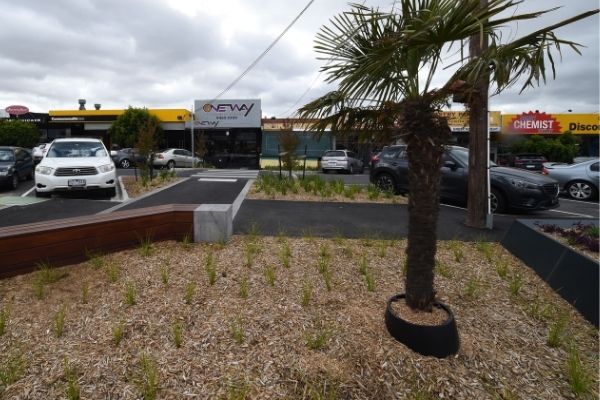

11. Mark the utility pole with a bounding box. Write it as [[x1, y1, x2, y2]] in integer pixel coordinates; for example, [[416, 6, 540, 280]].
[[465, 0, 491, 229]]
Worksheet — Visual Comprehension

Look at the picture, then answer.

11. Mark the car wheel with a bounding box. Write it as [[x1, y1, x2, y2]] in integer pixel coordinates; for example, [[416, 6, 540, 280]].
[[167, 160, 176, 170], [490, 188, 506, 214], [119, 158, 131, 169], [359, 165, 365, 174], [375, 173, 397, 194], [349, 164, 355, 174], [26, 171, 33, 180], [10, 174, 19, 190], [566, 180, 596, 201], [106, 187, 117, 198], [35, 190, 50, 198]]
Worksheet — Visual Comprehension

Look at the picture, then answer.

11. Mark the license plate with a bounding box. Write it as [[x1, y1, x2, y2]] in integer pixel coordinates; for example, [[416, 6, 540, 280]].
[[526, 165, 535, 168], [68, 179, 86, 187]]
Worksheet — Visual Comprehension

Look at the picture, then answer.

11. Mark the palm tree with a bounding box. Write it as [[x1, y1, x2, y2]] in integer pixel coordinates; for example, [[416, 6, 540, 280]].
[[298, 0, 598, 311]]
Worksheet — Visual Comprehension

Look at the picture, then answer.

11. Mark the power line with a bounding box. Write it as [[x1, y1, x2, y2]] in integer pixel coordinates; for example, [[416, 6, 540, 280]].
[[213, 0, 315, 100]]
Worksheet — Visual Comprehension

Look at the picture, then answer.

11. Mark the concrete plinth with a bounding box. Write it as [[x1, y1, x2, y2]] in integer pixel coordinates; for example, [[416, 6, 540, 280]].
[[194, 204, 233, 243]]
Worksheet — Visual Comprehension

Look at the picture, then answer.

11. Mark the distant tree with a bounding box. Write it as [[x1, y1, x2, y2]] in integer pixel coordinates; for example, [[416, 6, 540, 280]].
[[109, 107, 163, 149], [279, 127, 300, 175], [195, 134, 207, 167], [136, 118, 160, 180], [0, 120, 40, 148], [510, 132, 580, 163]]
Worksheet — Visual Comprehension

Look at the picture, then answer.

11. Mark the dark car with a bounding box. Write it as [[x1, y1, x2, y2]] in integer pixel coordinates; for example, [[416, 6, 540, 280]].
[[370, 146, 560, 213], [110, 148, 147, 169], [497, 153, 547, 172], [0, 147, 34, 190]]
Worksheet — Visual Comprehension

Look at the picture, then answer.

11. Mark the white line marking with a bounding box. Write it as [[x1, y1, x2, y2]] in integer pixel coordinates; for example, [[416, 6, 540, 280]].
[[548, 209, 594, 218], [198, 178, 238, 182], [22, 187, 35, 197]]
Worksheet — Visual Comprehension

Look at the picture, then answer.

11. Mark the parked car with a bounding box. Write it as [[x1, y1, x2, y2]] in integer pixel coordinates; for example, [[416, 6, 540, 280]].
[[321, 150, 364, 174], [496, 153, 547, 172], [152, 148, 199, 169], [370, 146, 560, 213], [110, 148, 147, 169], [370, 145, 407, 170], [542, 159, 599, 200], [35, 138, 117, 197], [32, 143, 49, 164], [0, 147, 34, 190]]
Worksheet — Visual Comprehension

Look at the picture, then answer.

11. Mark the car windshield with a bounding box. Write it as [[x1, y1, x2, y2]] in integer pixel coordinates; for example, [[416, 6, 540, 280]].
[[47, 141, 107, 158], [0, 149, 14, 161], [451, 147, 497, 167], [323, 151, 345, 157]]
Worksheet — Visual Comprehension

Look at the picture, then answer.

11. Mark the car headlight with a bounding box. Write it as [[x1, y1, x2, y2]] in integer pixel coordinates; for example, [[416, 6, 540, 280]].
[[36, 165, 54, 175], [509, 178, 539, 189], [98, 164, 115, 173]]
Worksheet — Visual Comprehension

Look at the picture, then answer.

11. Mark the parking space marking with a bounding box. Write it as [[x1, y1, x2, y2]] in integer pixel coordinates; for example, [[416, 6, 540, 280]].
[[198, 178, 238, 182], [22, 187, 35, 197], [548, 209, 594, 218], [0, 196, 47, 206]]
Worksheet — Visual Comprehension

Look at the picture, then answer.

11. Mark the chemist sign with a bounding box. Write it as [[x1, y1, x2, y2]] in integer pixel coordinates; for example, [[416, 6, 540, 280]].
[[194, 99, 261, 129], [502, 111, 599, 135]]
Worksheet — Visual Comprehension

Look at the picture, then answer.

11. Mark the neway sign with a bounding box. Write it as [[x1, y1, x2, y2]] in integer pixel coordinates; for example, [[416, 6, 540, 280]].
[[194, 99, 261, 129], [5, 105, 29, 116]]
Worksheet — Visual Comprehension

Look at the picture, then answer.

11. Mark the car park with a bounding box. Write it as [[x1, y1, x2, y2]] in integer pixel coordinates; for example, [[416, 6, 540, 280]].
[[542, 159, 599, 200], [110, 148, 147, 168], [32, 143, 49, 164], [152, 148, 199, 169], [496, 153, 547, 172], [321, 150, 364, 174], [34, 138, 117, 197], [370, 145, 560, 213], [0, 147, 34, 190]]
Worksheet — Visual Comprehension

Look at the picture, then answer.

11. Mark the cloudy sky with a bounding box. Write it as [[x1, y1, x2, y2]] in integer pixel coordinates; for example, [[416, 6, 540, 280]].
[[0, 0, 598, 118]]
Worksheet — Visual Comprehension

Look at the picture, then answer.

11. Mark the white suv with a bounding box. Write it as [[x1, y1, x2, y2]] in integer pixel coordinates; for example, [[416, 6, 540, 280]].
[[35, 138, 117, 198]]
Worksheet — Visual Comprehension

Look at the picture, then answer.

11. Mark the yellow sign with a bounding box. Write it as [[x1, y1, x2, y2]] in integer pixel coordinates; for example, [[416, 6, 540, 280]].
[[439, 111, 501, 132], [502, 112, 599, 135]]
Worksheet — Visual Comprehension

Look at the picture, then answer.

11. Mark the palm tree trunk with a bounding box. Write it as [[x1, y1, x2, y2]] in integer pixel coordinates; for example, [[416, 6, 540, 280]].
[[402, 104, 449, 311]]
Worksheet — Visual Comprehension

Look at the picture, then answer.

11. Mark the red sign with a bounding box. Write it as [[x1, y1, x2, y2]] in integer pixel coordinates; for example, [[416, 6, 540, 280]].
[[508, 111, 562, 134], [5, 105, 29, 116]]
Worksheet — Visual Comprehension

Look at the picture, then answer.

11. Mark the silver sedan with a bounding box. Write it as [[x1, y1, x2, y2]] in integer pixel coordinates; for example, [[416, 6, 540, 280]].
[[542, 159, 599, 200]]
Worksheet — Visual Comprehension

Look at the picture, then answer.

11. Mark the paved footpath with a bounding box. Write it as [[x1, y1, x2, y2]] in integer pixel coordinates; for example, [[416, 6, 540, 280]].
[[234, 200, 515, 242]]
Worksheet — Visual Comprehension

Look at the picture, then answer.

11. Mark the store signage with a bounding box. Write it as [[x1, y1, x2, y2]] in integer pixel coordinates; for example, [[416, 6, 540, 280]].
[[502, 112, 599, 135], [194, 99, 261, 129], [507, 111, 562, 134], [5, 105, 29, 115]]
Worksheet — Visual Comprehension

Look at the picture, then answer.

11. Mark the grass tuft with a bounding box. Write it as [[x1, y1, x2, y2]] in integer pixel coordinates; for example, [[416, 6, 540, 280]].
[[279, 240, 292, 268], [0, 349, 26, 388], [37, 262, 68, 284], [264, 265, 276, 287], [124, 281, 137, 306], [63, 359, 80, 400], [0, 304, 9, 336], [160, 262, 169, 286], [138, 234, 154, 257], [547, 313, 569, 348], [435, 259, 453, 279], [230, 316, 245, 344], [135, 352, 159, 400], [306, 326, 333, 350], [184, 282, 196, 305], [566, 345, 592, 397], [171, 320, 183, 348], [464, 276, 482, 300], [106, 262, 119, 283], [112, 320, 125, 346], [509, 273, 524, 297], [204, 250, 217, 285], [448, 240, 464, 263], [494, 257, 509, 279], [475, 240, 494, 262], [301, 281, 313, 307], [81, 282, 89, 304], [54, 304, 67, 337], [239, 275, 249, 299], [86, 250, 105, 270]]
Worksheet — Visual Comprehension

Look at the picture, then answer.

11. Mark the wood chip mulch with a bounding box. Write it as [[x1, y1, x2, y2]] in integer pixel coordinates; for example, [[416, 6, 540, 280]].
[[121, 175, 182, 199], [0, 237, 597, 399], [248, 186, 409, 205]]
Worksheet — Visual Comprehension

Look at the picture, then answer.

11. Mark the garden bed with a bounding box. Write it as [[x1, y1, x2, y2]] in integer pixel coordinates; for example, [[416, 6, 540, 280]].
[[0, 236, 597, 399], [121, 170, 180, 199]]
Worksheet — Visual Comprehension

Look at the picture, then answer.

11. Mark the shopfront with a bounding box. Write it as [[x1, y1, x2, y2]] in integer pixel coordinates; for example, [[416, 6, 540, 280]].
[[192, 99, 262, 168], [501, 111, 600, 157]]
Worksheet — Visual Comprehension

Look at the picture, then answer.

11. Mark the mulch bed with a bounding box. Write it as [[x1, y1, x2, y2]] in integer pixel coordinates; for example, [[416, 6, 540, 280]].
[[1, 237, 597, 399]]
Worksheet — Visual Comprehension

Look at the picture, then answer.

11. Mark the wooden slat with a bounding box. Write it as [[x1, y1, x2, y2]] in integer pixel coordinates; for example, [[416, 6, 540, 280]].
[[0, 205, 195, 279]]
